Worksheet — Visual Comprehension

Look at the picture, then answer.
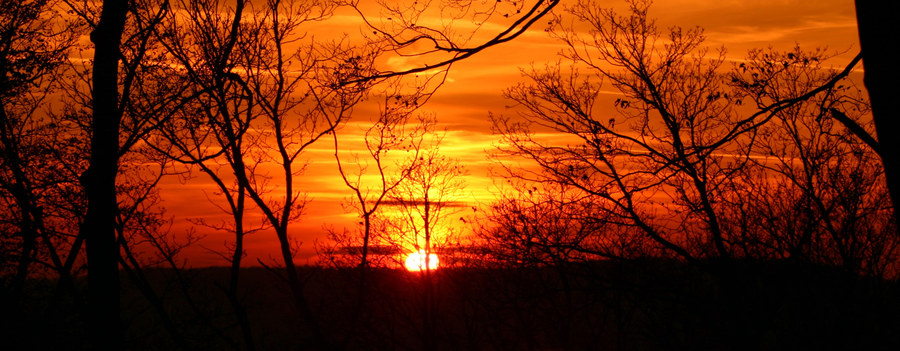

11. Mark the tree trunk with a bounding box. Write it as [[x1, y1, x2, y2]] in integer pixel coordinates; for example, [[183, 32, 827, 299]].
[[83, 0, 128, 348], [855, 1, 900, 226]]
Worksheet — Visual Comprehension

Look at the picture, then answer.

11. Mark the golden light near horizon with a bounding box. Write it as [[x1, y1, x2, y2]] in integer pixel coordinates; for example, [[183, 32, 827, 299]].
[[404, 250, 439, 272]]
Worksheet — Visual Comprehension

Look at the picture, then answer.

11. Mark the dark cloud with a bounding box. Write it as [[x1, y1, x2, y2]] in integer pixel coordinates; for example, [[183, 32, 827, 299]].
[[376, 199, 471, 208]]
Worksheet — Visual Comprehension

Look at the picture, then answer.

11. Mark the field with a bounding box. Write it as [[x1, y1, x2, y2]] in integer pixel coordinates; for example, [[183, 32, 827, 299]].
[[5, 259, 900, 350]]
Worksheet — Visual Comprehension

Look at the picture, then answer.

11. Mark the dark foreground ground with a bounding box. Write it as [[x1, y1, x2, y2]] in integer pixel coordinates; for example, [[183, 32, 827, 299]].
[[5, 259, 900, 350]]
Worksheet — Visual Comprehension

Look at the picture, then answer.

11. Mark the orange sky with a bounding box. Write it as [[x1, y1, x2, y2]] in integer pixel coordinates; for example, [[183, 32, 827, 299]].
[[154, 0, 863, 267]]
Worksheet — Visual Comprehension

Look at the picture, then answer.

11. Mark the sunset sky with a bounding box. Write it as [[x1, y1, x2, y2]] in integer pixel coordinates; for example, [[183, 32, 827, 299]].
[[154, 0, 863, 267]]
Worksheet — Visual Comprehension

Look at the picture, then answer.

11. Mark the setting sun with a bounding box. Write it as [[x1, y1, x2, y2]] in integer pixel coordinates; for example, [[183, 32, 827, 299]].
[[404, 250, 440, 272]]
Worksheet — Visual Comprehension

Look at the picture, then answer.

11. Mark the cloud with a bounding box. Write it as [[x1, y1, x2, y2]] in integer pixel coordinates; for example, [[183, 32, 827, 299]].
[[377, 199, 471, 208]]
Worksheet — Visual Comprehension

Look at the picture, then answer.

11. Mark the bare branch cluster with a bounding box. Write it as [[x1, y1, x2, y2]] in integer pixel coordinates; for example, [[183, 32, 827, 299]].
[[487, 0, 896, 277]]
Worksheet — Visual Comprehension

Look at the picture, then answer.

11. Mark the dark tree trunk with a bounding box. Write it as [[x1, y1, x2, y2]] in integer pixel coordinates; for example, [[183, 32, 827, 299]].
[[855, 1, 900, 224], [83, 0, 128, 349]]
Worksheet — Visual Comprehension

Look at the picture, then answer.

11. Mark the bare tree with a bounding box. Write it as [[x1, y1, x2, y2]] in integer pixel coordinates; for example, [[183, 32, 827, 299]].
[[151, 0, 368, 348], [492, 0, 868, 262], [0, 0, 80, 296], [324, 106, 435, 270], [385, 143, 466, 350], [148, 0, 265, 347], [60, 0, 189, 347], [0, 3, 86, 348], [75, 0, 129, 347], [387, 143, 466, 267], [478, 180, 646, 267], [722, 47, 897, 276]]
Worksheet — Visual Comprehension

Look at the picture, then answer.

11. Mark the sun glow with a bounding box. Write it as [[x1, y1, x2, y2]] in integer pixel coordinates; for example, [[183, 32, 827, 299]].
[[404, 250, 439, 272]]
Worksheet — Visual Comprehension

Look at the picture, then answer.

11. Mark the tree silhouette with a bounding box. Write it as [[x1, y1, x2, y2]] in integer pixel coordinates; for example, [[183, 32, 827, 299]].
[[388, 144, 466, 265], [63, 0, 241, 347], [0, 1, 83, 347], [387, 143, 466, 350], [854, 1, 900, 228], [324, 106, 435, 268], [478, 180, 646, 267], [723, 47, 897, 275], [80, 0, 130, 348], [1, 0, 76, 295], [491, 0, 885, 266]]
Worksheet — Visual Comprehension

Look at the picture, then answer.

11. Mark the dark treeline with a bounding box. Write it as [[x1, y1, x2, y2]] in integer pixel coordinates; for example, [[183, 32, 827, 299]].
[[11, 263, 900, 350], [2, 0, 899, 350]]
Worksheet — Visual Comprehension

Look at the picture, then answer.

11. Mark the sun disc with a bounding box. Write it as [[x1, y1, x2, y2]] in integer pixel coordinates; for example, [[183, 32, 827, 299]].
[[404, 250, 439, 272]]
